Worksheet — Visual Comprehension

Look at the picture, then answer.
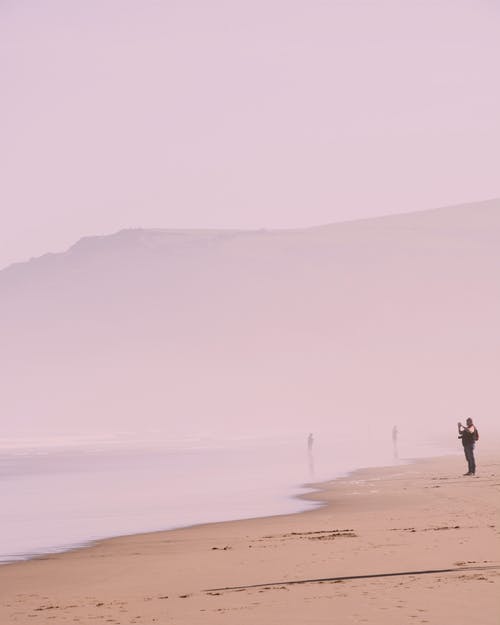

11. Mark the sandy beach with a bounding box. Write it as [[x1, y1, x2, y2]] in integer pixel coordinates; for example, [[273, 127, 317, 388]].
[[1, 451, 498, 624]]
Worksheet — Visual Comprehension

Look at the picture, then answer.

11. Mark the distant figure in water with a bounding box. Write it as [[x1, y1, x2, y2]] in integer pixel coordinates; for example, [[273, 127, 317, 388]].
[[307, 433, 314, 477], [392, 425, 399, 460], [458, 417, 478, 476]]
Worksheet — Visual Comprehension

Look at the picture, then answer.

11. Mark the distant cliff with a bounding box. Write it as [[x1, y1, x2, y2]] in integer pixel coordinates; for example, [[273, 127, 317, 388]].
[[1, 199, 499, 437]]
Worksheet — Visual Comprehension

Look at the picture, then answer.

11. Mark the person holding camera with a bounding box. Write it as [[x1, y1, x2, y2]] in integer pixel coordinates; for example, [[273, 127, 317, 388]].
[[457, 417, 478, 476]]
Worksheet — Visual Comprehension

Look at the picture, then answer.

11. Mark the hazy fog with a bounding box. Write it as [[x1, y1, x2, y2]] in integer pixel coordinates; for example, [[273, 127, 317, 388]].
[[2, 0, 499, 269], [1, 199, 498, 441]]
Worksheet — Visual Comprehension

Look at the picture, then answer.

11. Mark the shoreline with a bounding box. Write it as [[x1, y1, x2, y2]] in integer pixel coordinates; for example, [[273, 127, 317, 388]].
[[1, 450, 498, 623], [0, 450, 451, 568]]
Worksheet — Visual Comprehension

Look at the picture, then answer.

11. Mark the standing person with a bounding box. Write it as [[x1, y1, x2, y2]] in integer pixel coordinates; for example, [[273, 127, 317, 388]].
[[392, 425, 399, 460], [307, 433, 314, 477], [458, 417, 478, 476]]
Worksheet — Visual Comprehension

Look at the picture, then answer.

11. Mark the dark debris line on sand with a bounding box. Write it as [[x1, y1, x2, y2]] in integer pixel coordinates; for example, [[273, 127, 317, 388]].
[[205, 564, 500, 592]]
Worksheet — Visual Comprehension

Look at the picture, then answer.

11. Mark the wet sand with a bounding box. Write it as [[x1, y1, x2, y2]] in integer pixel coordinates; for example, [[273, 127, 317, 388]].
[[1, 451, 499, 624]]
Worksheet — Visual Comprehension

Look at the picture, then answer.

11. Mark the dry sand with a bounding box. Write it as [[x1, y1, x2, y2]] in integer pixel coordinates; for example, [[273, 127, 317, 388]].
[[1, 451, 499, 624]]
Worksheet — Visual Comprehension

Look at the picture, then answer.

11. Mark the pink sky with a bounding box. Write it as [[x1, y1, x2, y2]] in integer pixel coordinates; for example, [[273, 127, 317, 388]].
[[1, 0, 499, 269]]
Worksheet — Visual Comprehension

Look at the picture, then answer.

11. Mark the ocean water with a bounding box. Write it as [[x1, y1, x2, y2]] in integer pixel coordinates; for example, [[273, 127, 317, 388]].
[[0, 432, 453, 564]]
